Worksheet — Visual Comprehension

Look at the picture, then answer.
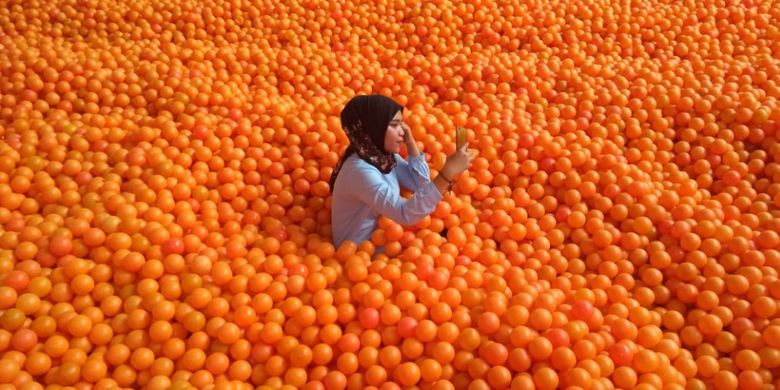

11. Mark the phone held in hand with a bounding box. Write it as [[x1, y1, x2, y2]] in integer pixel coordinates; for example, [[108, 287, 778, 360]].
[[456, 127, 466, 150]]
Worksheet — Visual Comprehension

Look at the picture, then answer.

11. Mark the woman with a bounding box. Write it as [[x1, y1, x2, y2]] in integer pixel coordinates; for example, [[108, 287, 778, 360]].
[[329, 94, 474, 248]]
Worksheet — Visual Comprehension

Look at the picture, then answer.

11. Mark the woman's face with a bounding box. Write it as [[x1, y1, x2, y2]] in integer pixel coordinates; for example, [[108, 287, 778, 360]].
[[383, 111, 404, 154]]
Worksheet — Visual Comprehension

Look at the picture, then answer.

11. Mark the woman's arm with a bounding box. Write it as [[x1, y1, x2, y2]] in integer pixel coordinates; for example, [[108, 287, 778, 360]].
[[432, 173, 454, 195], [395, 122, 429, 191], [433, 142, 475, 195], [398, 122, 475, 196], [394, 155, 427, 191], [350, 162, 442, 226]]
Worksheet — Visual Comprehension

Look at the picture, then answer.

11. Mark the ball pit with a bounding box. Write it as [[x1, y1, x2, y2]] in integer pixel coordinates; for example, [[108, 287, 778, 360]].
[[1, 0, 780, 389]]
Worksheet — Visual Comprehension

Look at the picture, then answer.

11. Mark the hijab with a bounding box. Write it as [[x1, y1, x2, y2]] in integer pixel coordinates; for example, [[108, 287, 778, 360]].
[[329, 95, 404, 193]]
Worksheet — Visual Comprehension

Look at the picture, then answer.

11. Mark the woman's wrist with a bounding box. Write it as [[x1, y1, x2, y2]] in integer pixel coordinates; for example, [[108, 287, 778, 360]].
[[405, 139, 420, 157], [433, 174, 453, 195], [440, 164, 458, 182]]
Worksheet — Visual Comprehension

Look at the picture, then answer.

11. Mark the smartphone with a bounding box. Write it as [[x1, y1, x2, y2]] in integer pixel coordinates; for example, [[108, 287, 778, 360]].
[[456, 127, 467, 150]]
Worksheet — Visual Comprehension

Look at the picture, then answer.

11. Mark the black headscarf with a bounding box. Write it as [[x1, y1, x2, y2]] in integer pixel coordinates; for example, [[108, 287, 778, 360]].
[[329, 95, 404, 193]]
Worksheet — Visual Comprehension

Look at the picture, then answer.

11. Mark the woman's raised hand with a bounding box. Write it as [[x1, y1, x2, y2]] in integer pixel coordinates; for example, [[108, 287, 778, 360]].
[[402, 122, 422, 157], [442, 142, 476, 180], [401, 122, 415, 146]]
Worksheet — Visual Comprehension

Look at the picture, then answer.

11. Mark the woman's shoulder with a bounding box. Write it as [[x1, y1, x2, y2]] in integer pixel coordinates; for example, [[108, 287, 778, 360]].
[[335, 154, 400, 187], [344, 154, 402, 173], [336, 155, 378, 183]]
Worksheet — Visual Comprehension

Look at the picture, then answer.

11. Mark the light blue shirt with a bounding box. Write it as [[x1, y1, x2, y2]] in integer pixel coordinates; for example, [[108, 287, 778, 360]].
[[331, 153, 443, 248]]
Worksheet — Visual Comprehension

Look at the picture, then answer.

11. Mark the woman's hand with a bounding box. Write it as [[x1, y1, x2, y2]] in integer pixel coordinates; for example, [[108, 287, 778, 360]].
[[402, 122, 421, 157], [401, 122, 415, 145], [441, 143, 476, 180]]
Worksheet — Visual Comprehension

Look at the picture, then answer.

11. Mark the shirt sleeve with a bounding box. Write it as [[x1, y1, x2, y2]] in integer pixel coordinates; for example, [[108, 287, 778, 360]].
[[351, 161, 442, 226], [394, 154, 432, 191]]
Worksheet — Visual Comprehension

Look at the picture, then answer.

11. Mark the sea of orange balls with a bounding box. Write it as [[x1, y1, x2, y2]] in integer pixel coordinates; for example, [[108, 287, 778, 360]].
[[0, 0, 779, 389]]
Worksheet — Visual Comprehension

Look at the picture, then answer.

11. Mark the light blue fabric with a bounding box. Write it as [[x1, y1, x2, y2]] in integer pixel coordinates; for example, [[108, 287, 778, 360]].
[[331, 153, 442, 247]]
